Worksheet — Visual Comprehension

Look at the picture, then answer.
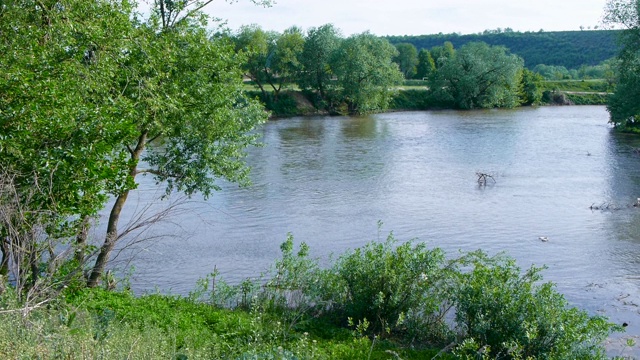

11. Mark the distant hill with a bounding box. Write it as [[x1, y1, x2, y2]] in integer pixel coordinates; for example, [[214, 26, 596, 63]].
[[385, 30, 621, 69]]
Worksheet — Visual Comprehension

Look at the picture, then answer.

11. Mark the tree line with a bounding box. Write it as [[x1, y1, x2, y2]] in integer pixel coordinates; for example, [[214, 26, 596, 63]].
[[386, 29, 621, 69], [230, 25, 545, 113]]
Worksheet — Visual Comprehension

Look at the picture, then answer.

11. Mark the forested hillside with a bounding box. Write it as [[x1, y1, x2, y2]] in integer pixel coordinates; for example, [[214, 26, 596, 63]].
[[386, 30, 620, 69]]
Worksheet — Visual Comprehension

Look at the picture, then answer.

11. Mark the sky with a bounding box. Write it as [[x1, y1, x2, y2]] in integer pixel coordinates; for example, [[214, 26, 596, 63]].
[[200, 0, 609, 36]]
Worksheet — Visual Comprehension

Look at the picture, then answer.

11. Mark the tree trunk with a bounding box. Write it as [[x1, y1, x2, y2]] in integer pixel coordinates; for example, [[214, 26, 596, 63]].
[[75, 215, 90, 266], [87, 130, 147, 287], [86, 190, 129, 287]]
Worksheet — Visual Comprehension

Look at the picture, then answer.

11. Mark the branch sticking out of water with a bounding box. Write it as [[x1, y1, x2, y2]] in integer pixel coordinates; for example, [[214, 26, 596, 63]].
[[476, 172, 496, 186], [590, 198, 640, 211]]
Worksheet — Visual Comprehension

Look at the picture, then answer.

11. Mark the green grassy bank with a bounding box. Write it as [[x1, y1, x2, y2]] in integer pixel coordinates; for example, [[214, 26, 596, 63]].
[[0, 234, 627, 359]]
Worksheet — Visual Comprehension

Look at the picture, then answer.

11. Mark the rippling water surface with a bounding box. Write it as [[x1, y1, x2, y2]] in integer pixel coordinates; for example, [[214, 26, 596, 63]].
[[104, 105, 640, 349]]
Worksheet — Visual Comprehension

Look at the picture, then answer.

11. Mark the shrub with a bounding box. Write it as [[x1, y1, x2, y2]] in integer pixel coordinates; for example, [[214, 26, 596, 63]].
[[452, 251, 619, 359], [319, 232, 447, 338]]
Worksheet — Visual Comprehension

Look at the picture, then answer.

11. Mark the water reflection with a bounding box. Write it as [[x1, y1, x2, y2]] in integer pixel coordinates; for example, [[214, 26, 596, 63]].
[[340, 116, 384, 139]]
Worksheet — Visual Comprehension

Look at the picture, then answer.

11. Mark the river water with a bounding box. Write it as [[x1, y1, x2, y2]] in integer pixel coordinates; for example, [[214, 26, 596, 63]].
[[104, 105, 640, 351]]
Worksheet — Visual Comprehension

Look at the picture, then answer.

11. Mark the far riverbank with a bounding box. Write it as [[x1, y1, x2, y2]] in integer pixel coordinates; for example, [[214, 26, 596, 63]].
[[247, 87, 609, 118]]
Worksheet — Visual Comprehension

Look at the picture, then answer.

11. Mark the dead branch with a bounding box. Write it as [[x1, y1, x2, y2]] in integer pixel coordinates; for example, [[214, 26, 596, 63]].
[[476, 172, 496, 186]]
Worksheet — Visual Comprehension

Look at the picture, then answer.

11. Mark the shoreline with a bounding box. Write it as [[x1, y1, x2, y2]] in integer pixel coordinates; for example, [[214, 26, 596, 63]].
[[256, 89, 609, 119]]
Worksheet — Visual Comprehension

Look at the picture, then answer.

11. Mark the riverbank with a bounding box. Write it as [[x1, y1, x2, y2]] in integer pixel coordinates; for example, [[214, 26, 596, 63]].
[[0, 236, 625, 359], [249, 87, 609, 118]]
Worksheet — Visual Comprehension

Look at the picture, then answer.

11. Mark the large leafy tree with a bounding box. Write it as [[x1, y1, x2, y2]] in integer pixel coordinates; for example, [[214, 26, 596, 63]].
[[416, 49, 436, 80], [87, 4, 268, 287], [430, 42, 523, 109], [233, 25, 304, 101], [0, 0, 137, 278], [331, 33, 403, 114], [234, 24, 278, 98], [0, 0, 268, 287], [297, 24, 342, 101], [604, 0, 640, 130], [393, 43, 419, 79], [270, 27, 305, 98]]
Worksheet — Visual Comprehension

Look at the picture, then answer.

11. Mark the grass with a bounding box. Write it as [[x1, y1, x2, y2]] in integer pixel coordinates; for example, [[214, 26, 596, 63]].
[[0, 287, 443, 359], [542, 79, 611, 93]]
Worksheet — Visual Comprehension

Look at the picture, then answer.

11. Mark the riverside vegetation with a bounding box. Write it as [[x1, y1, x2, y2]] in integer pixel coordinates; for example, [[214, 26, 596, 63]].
[[0, 232, 625, 359]]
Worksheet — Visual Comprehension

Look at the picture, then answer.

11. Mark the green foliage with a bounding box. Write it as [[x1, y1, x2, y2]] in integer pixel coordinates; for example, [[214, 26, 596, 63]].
[[263, 234, 320, 308], [429, 42, 524, 109], [246, 90, 302, 117], [430, 41, 456, 69], [331, 33, 404, 115], [271, 27, 306, 92], [297, 24, 342, 100], [234, 24, 279, 95], [233, 25, 304, 100], [542, 79, 611, 92], [533, 64, 579, 80], [2, 285, 397, 359], [393, 43, 419, 79], [135, 23, 267, 198], [0, 0, 135, 228], [565, 93, 609, 105], [0, 232, 621, 359], [519, 69, 544, 105], [391, 89, 432, 110], [452, 251, 619, 359], [0, 0, 268, 288], [319, 233, 447, 337], [604, 0, 640, 130], [402, 80, 430, 87], [416, 49, 436, 79], [385, 30, 620, 69]]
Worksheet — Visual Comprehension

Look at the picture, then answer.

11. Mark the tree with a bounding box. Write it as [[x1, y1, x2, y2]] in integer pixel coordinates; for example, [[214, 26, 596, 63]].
[[297, 24, 342, 102], [0, 0, 268, 288], [393, 43, 419, 79], [234, 24, 278, 98], [0, 0, 139, 281], [416, 49, 436, 80], [269, 26, 305, 100], [518, 68, 544, 105], [604, 0, 640, 130], [429, 41, 455, 69], [331, 33, 403, 114], [87, 4, 268, 287], [429, 42, 523, 109]]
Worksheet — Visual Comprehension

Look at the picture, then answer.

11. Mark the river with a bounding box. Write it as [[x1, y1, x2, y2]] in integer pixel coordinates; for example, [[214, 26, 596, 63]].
[[102, 105, 640, 352]]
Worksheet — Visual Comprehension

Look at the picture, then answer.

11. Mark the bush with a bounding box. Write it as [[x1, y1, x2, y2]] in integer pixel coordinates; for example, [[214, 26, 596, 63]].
[[319, 232, 448, 338], [452, 251, 619, 359]]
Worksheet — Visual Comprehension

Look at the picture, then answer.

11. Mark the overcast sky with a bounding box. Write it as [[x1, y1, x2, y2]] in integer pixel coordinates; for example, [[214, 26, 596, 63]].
[[199, 0, 608, 36]]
